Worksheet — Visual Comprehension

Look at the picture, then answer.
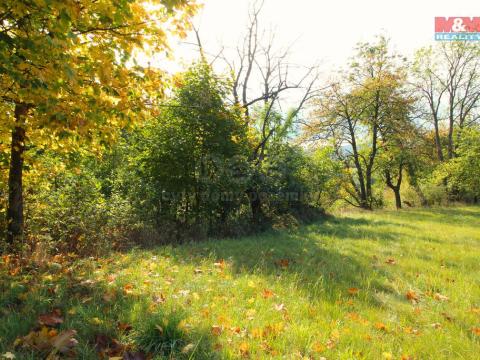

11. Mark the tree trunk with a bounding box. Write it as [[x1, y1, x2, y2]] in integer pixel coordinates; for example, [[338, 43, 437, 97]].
[[393, 188, 402, 210], [385, 164, 403, 210], [6, 104, 28, 246], [406, 164, 427, 207], [247, 187, 264, 227], [447, 122, 454, 160], [433, 119, 444, 162]]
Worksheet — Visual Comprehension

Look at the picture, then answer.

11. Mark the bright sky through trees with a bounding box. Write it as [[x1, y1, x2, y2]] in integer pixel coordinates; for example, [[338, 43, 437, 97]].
[[152, 0, 480, 76]]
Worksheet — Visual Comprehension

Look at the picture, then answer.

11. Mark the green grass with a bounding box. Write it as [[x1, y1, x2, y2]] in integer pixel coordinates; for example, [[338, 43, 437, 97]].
[[1, 207, 479, 359]]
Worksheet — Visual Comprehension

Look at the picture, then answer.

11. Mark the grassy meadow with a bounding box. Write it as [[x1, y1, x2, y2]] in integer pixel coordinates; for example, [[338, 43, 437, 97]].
[[1, 206, 479, 359]]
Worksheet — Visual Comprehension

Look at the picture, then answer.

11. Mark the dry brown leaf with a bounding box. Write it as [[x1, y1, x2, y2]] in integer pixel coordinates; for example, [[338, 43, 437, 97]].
[[38, 309, 63, 327], [433, 293, 449, 302], [276, 259, 290, 268], [50, 329, 78, 356], [117, 322, 133, 333], [211, 325, 222, 336], [406, 290, 419, 302]]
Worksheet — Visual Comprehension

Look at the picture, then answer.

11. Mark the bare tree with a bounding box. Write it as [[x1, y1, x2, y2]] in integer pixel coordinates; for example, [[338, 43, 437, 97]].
[[412, 42, 480, 161], [194, 1, 320, 223]]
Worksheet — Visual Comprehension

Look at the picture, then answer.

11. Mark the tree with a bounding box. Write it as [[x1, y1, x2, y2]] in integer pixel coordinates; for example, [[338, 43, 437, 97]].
[[412, 43, 480, 162], [119, 62, 249, 237], [307, 37, 411, 209], [220, 2, 319, 223], [0, 0, 198, 246], [434, 127, 480, 201]]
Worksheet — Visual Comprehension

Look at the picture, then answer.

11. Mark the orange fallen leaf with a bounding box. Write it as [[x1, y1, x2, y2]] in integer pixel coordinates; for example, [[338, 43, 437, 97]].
[[406, 290, 419, 302], [262, 289, 274, 299], [348, 287, 359, 295], [312, 342, 325, 353], [375, 322, 387, 331], [472, 327, 480, 336], [123, 284, 134, 295]]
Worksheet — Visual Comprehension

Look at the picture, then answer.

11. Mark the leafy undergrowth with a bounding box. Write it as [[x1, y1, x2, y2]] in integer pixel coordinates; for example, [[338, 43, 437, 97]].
[[1, 207, 479, 359]]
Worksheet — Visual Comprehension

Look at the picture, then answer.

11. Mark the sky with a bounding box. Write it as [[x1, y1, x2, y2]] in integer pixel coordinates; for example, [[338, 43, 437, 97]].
[[161, 0, 480, 75]]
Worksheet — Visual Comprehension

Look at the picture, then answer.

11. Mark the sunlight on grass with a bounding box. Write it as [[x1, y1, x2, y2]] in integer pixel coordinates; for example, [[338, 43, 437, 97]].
[[1, 207, 479, 359]]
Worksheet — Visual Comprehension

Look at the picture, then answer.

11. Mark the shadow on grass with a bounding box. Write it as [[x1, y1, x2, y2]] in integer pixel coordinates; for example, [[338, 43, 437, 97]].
[[163, 214, 408, 307]]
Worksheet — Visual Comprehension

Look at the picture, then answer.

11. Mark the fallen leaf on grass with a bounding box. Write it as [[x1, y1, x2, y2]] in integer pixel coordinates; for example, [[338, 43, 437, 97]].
[[348, 287, 359, 295], [406, 290, 419, 302], [385, 258, 396, 265], [15, 327, 78, 358], [117, 322, 133, 333], [312, 342, 325, 353], [38, 309, 63, 327], [123, 284, 134, 295], [472, 327, 480, 336], [262, 289, 274, 299], [94, 334, 124, 357], [152, 293, 166, 304], [276, 259, 290, 268], [211, 325, 222, 336], [274, 303, 286, 312], [239, 342, 249, 357], [403, 327, 420, 335], [50, 330, 78, 357], [433, 293, 449, 302], [375, 322, 388, 332], [1, 352, 15, 359], [431, 323, 442, 329]]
